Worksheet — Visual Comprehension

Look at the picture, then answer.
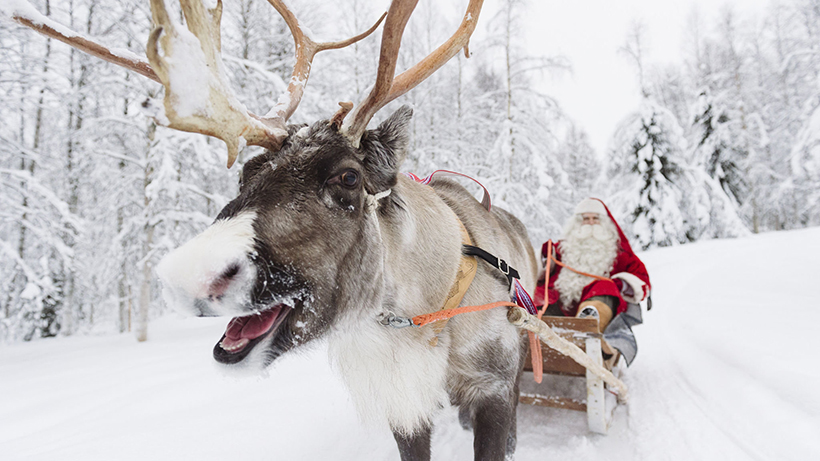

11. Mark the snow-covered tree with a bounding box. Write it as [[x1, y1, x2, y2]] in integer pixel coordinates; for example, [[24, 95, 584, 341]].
[[790, 89, 820, 227], [607, 100, 690, 250], [639, 1, 820, 234], [686, 88, 751, 237], [466, 0, 573, 243], [8, 0, 820, 344], [557, 125, 602, 205]]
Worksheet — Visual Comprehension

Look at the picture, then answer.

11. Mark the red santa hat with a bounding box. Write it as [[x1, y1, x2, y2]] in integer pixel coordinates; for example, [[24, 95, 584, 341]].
[[576, 197, 635, 255]]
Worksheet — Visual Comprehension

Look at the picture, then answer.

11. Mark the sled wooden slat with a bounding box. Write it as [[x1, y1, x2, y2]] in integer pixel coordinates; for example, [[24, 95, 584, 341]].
[[538, 316, 600, 333], [518, 315, 622, 434], [522, 317, 604, 377], [519, 393, 586, 412]]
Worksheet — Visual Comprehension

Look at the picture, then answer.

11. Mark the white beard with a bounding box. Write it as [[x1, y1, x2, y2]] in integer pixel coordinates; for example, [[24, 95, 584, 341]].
[[554, 217, 620, 309]]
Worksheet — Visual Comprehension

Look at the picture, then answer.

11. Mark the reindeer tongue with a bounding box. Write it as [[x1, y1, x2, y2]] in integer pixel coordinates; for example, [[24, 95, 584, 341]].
[[220, 305, 283, 352]]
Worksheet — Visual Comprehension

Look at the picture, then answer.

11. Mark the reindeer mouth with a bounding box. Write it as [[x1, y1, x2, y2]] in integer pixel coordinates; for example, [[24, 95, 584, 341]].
[[213, 303, 292, 364]]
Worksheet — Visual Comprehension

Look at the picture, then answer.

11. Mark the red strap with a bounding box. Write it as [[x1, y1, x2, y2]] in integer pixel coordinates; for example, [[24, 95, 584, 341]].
[[404, 170, 491, 211]]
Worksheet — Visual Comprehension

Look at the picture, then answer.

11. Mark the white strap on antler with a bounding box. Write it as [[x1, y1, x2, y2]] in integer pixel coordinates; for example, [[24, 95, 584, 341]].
[[365, 189, 392, 214]]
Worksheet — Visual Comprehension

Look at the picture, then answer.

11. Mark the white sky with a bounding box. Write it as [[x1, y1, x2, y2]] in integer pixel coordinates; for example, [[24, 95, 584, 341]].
[[523, 0, 771, 155]]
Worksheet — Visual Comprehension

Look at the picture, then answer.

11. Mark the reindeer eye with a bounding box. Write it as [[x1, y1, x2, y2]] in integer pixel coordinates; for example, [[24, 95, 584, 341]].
[[340, 170, 359, 188]]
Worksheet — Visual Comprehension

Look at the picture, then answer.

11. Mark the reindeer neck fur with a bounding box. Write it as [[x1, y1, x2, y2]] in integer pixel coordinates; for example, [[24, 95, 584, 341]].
[[327, 175, 464, 435]]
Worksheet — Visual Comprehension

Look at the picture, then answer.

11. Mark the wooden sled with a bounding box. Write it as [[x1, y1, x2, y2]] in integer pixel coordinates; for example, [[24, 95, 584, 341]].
[[519, 316, 622, 434]]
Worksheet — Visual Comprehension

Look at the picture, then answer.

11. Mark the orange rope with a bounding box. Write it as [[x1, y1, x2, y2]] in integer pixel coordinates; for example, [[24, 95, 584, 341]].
[[544, 239, 612, 283], [410, 299, 549, 386], [412, 301, 517, 327]]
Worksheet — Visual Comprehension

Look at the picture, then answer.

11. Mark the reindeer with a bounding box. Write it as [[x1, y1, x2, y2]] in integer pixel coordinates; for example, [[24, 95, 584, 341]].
[[13, 1, 538, 459]]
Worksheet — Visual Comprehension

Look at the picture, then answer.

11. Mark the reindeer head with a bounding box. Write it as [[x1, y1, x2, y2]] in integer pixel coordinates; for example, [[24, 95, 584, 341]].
[[13, 0, 484, 369], [156, 107, 413, 367]]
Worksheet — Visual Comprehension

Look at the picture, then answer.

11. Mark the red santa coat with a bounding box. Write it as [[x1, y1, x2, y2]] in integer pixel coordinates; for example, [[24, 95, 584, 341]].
[[534, 200, 651, 316]]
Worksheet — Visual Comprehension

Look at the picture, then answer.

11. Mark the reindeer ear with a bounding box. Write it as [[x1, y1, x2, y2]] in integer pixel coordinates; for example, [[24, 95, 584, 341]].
[[359, 105, 413, 192]]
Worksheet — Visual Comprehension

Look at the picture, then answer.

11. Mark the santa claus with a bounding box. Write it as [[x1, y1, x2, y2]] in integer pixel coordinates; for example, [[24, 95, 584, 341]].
[[534, 198, 650, 333]]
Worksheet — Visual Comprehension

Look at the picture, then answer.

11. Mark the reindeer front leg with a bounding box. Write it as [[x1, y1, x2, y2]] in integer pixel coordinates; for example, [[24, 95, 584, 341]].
[[393, 425, 432, 461], [473, 396, 517, 461]]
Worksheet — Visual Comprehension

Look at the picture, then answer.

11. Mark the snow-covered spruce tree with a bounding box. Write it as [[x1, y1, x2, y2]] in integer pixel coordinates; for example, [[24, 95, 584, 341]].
[[607, 99, 690, 250], [685, 7, 771, 230], [689, 60, 753, 220], [790, 88, 820, 228], [557, 125, 603, 207], [610, 21, 690, 249], [685, 89, 750, 239]]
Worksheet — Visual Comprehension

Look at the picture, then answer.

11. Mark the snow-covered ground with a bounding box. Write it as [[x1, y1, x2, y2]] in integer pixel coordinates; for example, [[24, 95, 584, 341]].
[[2, 227, 819, 460]]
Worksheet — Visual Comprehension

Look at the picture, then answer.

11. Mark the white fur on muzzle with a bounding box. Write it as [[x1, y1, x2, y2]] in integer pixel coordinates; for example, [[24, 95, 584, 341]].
[[156, 211, 258, 317]]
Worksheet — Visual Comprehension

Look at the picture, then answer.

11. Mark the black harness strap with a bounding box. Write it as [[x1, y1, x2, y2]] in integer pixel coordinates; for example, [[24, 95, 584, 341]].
[[462, 244, 520, 288]]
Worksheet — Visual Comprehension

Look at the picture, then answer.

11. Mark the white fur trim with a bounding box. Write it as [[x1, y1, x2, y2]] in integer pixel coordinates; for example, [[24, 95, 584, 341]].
[[611, 272, 648, 303], [574, 198, 606, 216]]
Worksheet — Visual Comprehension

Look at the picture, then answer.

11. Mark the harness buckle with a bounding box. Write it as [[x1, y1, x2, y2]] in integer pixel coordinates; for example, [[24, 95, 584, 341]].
[[498, 259, 509, 275], [378, 311, 416, 329]]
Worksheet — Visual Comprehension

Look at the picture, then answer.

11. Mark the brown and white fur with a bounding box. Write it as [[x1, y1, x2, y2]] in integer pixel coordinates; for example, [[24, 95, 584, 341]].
[[157, 106, 537, 461]]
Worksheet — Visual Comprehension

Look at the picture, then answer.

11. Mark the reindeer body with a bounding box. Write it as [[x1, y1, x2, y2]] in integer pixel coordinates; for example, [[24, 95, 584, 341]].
[[157, 108, 537, 460], [330, 174, 538, 441]]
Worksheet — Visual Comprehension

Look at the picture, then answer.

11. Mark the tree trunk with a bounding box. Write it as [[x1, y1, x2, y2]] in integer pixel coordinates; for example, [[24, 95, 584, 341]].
[[504, 1, 515, 182], [136, 223, 153, 343], [118, 52, 132, 333], [117, 203, 129, 333], [136, 123, 157, 342]]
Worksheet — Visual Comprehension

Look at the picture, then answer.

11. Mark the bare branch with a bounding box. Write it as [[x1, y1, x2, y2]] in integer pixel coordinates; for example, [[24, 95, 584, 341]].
[[264, 0, 386, 122]]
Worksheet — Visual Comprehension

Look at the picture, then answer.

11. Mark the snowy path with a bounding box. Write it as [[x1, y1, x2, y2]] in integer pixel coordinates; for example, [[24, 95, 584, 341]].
[[1, 228, 819, 460]]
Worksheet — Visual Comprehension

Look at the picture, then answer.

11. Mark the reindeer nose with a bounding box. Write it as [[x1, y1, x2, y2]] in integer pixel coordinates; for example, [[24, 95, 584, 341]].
[[156, 211, 259, 318], [207, 263, 242, 300], [193, 299, 220, 317]]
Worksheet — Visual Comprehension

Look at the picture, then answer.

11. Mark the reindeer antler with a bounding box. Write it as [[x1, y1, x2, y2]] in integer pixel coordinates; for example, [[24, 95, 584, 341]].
[[10, 0, 385, 168], [341, 0, 485, 146], [148, 0, 386, 167], [147, 0, 286, 167]]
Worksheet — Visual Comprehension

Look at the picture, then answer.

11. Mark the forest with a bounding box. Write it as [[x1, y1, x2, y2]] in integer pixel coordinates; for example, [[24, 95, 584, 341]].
[[1, 0, 819, 342]]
